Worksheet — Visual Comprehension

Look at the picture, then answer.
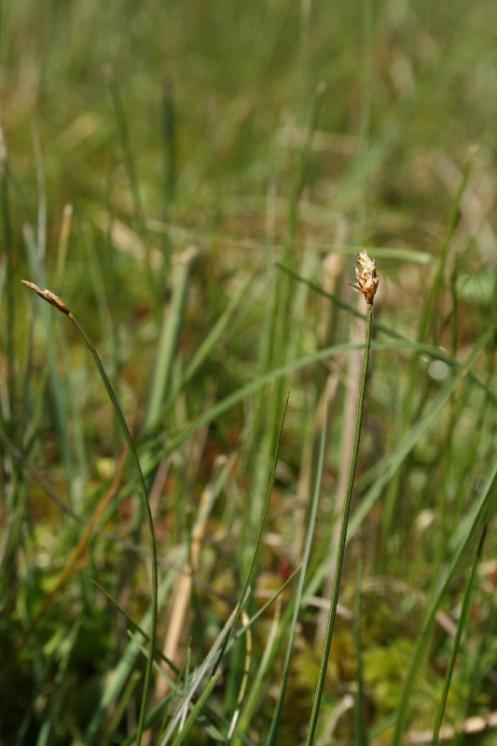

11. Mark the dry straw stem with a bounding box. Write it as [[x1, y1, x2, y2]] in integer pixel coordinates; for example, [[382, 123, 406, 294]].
[[153, 455, 233, 705], [407, 710, 497, 744], [306, 251, 378, 744], [22, 279, 158, 746]]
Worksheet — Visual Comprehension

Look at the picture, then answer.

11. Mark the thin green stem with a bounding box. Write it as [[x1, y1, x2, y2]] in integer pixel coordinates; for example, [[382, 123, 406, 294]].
[[170, 670, 222, 746], [2, 155, 15, 429], [109, 76, 145, 233], [391, 459, 497, 745], [143, 247, 196, 433], [214, 394, 290, 677], [430, 524, 487, 746], [306, 304, 373, 745], [67, 313, 158, 746], [354, 559, 367, 746], [265, 413, 329, 744]]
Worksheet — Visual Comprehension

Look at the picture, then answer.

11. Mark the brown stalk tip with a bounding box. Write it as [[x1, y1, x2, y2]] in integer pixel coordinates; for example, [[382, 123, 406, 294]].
[[352, 251, 379, 305], [21, 280, 70, 315]]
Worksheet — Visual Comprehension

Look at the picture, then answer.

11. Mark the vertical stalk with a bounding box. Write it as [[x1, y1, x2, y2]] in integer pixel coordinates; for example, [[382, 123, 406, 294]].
[[69, 314, 158, 746], [162, 79, 177, 209], [306, 298, 374, 745], [353, 559, 367, 746], [266, 412, 329, 744], [143, 246, 197, 433], [430, 524, 487, 746], [1, 132, 15, 427], [391, 461, 497, 745], [21, 281, 158, 746]]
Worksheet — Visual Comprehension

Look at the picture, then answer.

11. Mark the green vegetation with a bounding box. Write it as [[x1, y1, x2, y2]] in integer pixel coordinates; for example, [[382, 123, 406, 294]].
[[1, 1, 497, 743]]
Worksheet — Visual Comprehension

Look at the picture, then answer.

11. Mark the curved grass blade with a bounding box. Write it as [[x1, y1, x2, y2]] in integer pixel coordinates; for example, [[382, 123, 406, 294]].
[[276, 261, 497, 406], [430, 525, 487, 746], [391, 460, 497, 744], [179, 276, 252, 391], [349, 322, 497, 540], [161, 334, 487, 464], [84, 574, 174, 745], [170, 669, 222, 746], [22, 280, 159, 746]]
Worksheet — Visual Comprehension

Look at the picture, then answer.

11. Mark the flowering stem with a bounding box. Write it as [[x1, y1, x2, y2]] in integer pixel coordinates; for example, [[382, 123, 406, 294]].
[[306, 303, 373, 745], [69, 314, 158, 746], [21, 281, 158, 746]]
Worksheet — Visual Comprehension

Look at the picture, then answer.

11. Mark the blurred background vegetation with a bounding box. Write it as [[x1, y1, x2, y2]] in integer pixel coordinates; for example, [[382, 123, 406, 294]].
[[1, 0, 497, 743]]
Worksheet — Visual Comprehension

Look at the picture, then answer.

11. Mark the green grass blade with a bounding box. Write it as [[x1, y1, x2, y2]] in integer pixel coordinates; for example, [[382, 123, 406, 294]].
[[109, 74, 145, 233], [161, 335, 483, 463], [349, 322, 497, 540], [92, 579, 180, 675], [160, 396, 289, 744], [84, 574, 174, 745], [159, 605, 241, 744], [170, 669, 222, 746], [101, 671, 142, 746], [23, 226, 79, 503], [391, 462, 497, 744], [1, 143, 15, 429], [21, 283, 161, 746], [353, 561, 367, 746], [276, 261, 497, 406], [215, 393, 291, 672], [143, 246, 197, 432], [233, 566, 301, 645], [68, 313, 160, 746], [266, 414, 329, 745], [177, 275, 252, 393], [430, 525, 487, 746]]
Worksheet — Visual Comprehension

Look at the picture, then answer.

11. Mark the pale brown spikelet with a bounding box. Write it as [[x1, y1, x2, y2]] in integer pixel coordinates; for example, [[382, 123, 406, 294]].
[[352, 250, 379, 305], [21, 280, 70, 315]]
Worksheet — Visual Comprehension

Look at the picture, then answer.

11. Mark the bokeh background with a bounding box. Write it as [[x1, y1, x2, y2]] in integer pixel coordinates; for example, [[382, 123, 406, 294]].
[[2, 1, 497, 744]]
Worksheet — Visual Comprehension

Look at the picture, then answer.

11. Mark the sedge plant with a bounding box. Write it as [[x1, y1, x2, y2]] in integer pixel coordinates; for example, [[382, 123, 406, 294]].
[[21, 279, 158, 746], [306, 251, 378, 744]]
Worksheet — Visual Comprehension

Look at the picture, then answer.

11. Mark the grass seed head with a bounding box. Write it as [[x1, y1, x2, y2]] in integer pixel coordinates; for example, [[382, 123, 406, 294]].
[[353, 251, 379, 305], [21, 280, 70, 315]]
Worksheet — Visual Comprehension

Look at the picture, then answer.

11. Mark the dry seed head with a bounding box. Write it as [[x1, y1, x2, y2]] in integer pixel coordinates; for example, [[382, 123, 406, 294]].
[[21, 280, 70, 315], [352, 251, 379, 305]]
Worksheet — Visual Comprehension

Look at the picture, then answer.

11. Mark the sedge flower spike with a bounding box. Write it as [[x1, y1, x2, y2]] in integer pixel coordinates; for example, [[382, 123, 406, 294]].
[[352, 250, 379, 305], [306, 252, 377, 745], [21, 280, 70, 315]]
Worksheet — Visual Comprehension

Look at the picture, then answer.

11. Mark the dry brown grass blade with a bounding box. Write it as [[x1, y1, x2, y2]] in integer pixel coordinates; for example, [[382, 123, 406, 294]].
[[153, 455, 232, 705], [406, 710, 497, 744]]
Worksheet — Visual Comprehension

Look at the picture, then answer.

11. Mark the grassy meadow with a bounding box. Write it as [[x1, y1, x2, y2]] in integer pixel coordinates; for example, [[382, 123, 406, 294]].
[[2, 1, 497, 743]]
